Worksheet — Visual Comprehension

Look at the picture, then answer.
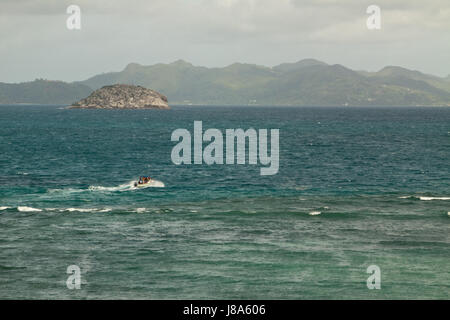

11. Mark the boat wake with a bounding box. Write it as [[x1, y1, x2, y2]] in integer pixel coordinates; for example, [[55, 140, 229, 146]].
[[46, 179, 165, 196], [88, 181, 136, 192], [88, 179, 165, 191], [133, 179, 165, 189]]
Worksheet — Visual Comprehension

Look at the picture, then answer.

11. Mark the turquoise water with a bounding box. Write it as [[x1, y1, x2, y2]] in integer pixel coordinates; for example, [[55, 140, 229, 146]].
[[0, 105, 449, 299]]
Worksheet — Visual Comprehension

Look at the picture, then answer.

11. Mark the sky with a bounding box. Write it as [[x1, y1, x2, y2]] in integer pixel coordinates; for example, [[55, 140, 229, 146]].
[[0, 0, 449, 83]]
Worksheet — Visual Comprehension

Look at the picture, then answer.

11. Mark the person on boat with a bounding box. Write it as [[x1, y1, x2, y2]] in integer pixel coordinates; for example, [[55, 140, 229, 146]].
[[137, 176, 152, 185]]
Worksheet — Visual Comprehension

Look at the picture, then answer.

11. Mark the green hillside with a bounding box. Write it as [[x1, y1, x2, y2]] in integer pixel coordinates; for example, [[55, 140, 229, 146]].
[[0, 79, 92, 105], [78, 60, 450, 106], [2, 60, 450, 106]]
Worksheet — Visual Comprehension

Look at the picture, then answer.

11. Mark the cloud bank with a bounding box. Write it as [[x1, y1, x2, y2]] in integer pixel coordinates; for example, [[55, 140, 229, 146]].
[[1, 0, 449, 82]]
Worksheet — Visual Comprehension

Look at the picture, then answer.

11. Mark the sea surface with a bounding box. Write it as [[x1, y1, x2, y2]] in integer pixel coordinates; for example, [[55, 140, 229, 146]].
[[0, 105, 449, 299]]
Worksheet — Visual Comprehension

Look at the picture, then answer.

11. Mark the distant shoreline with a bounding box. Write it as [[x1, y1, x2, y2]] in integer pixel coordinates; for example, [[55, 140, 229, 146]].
[[1, 103, 450, 108], [1, 60, 449, 107]]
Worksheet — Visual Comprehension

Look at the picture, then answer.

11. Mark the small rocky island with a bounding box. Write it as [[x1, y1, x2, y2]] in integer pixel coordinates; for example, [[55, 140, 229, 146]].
[[70, 84, 170, 109]]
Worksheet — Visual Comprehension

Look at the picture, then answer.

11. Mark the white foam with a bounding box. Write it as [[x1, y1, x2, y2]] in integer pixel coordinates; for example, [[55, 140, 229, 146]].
[[17, 206, 42, 212], [64, 208, 111, 213], [131, 179, 165, 189], [47, 188, 84, 194], [66, 208, 96, 212], [148, 180, 165, 188], [309, 211, 321, 216], [49, 179, 165, 195], [0, 206, 10, 211], [399, 195, 450, 201], [88, 181, 134, 192], [419, 197, 450, 201], [135, 208, 146, 213], [89, 179, 165, 192]]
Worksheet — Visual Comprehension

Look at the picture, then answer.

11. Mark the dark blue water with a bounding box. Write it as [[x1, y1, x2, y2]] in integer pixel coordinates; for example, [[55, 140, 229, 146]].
[[0, 105, 449, 299]]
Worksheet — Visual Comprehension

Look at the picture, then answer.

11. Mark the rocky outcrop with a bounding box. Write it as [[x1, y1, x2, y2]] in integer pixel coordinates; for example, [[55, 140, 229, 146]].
[[70, 84, 169, 109]]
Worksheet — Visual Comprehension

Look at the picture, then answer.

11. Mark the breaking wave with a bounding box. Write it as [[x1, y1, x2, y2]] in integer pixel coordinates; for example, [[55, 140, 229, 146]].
[[63, 208, 112, 213], [399, 195, 450, 201], [17, 206, 42, 212], [418, 197, 450, 201]]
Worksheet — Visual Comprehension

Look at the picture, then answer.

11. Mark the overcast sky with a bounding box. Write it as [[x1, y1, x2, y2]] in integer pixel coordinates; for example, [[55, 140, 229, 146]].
[[1, 0, 449, 82]]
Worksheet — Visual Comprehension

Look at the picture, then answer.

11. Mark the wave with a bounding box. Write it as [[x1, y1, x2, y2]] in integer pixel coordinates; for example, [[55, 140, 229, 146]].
[[53, 207, 112, 213], [419, 197, 450, 201], [17, 206, 42, 212], [65, 208, 97, 213], [399, 195, 450, 201], [9, 207, 114, 213], [309, 211, 321, 216], [44, 207, 109, 213], [1, 205, 165, 214]]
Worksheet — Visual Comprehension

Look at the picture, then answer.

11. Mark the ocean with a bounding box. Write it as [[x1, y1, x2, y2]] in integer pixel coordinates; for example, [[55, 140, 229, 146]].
[[0, 105, 449, 299]]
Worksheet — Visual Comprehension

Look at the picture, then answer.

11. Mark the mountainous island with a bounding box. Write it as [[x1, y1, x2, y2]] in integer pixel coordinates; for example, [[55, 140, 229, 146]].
[[69, 84, 169, 109], [0, 79, 92, 105], [1, 59, 450, 106]]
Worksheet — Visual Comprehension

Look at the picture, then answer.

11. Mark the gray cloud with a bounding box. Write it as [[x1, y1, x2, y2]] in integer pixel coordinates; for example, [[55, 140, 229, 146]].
[[0, 0, 449, 82]]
